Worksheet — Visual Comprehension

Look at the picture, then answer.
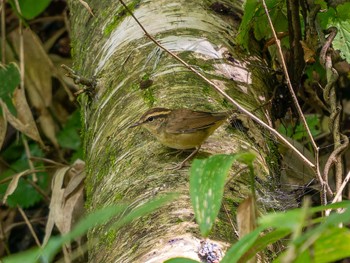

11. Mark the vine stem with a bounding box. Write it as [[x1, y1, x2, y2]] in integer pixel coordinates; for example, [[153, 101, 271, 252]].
[[118, 0, 315, 168]]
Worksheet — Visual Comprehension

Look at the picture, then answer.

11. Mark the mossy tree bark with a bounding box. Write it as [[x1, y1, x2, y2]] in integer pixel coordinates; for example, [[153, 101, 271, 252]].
[[68, 0, 289, 262]]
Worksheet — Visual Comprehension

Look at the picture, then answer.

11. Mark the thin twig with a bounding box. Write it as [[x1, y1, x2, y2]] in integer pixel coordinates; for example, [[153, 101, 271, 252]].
[[13, 0, 25, 91], [261, 0, 325, 195], [118, 0, 315, 169], [223, 201, 239, 238], [17, 206, 41, 247], [332, 170, 350, 203], [261, 0, 317, 151], [22, 135, 38, 182], [61, 64, 96, 96]]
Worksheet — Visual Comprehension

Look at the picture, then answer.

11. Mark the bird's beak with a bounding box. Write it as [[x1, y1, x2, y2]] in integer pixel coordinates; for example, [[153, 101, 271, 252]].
[[129, 122, 141, 128]]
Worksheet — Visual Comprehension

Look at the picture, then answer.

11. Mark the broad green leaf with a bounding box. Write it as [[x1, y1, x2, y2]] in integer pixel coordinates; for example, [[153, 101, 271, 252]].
[[253, 1, 287, 41], [314, 0, 327, 9], [318, 3, 350, 62], [242, 229, 290, 261], [293, 202, 350, 247], [190, 153, 255, 237], [1, 247, 41, 263], [11, 0, 51, 20], [260, 201, 350, 231], [0, 143, 47, 208], [0, 62, 20, 115], [259, 207, 307, 231], [0, 62, 20, 97], [336, 3, 350, 20], [278, 114, 323, 139], [221, 226, 263, 263], [332, 19, 350, 62], [190, 154, 236, 237], [275, 227, 350, 263], [57, 110, 82, 150], [313, 228, 350, 263], [236, 1, 259, 49]]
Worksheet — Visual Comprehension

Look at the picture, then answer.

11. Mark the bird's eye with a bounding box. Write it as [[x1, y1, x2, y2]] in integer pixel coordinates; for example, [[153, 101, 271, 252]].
[[146, 116, 154, 122]]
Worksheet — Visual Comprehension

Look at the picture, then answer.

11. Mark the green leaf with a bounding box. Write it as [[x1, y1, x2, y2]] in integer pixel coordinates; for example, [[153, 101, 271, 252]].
[[2, 205, 127, 263], [242, 229, 290, 260], [165, 258, 200, 263], [190, 153, 255, 237], [317, 3, 350, 62], [275, 225, 350, 263], [314, 0, 327, 9], [190, 154, 235, 237], [57, 110, 82, 150], [221, 227, 263, 263], [336, 3, 350, 20], [0, 143, 48, 208], [278, 114, 323, 139], [0, 62, 20, 97], [332, 20, 350, 62], [294, 203, 350, 247], [313, 227, 350, 263], [12, 0, 51, 20], [3, 194, 177, 263], [0, 62, 20, 115], [236, 0, 259, 49], [259, 207, 307, 231], [254, 1, 288, 41], [113, 193, 179, 229]]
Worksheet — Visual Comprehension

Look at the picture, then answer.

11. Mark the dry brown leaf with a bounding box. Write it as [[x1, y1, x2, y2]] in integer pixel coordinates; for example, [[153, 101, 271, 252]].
[[237, 196, 257, 238], [9, 28, 54, 108], [237, 196, 258, 263], [57, 160, 85, 235], [300, 40, 316, 64], [58, 183, 84, 234], [38, 109, 59, 149], [64, 160, 85, 198], [43, 160, 85, 246], [0, 94, 45, 148], [9, 29, 64, 147], [13, 88, 38, 128], [2, 170, 33, 204], [43, 166, 69, 245], [78, 0, 95, 16]]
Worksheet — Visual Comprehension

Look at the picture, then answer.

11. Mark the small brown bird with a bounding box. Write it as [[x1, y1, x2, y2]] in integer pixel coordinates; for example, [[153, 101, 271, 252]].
[[130, 107, 228, 168]]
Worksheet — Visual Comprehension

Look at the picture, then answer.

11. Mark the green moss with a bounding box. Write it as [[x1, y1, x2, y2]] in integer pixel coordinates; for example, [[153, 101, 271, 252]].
[[113, 193, 124, 202], [84, 164, 94, 207], [104, 15, 121, 36], [105, 229, 117, 247], [141, 73, 151, 81], [142, 88, 156, 107], [103, 0, 141, 36], [212, 219, 234, 241]]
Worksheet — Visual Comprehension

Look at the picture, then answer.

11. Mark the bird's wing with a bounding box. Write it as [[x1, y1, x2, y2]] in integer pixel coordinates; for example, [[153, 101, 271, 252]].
[[166, 110, 227, 134]]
